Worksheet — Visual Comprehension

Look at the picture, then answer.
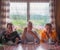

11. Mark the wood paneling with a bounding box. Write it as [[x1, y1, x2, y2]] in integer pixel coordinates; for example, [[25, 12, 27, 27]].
[[10, 0, 49, 2], [54, 0, 60, 40]]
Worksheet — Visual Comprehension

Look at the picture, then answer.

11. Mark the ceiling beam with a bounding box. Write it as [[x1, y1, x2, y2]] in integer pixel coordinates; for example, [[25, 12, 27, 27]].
[[10, 0, 49, 2]]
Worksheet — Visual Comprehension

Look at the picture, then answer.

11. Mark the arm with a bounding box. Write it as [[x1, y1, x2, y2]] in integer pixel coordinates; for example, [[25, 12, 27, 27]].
[[21, 32, 26, 40], [30, 31, 40, 44], [21, 27, 27, 40], [40, 32, 47, 43], [12, 31, 21, 44]]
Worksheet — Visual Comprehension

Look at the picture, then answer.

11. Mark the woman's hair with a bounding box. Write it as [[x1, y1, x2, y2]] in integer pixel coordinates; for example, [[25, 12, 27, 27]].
[[7, 23, 13, 27], [27, 21, 33, 26], [45, 23, 52, 27]]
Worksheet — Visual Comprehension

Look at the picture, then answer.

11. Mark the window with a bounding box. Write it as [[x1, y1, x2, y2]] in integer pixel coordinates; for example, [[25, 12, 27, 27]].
[[30, 3, 51, 28], [10, 2, 51, 34], [10, 2, 27, 33]]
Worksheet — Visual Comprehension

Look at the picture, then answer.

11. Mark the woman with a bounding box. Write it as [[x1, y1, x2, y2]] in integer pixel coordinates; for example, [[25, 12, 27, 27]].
[[2, 23, 21, 44], [40, 23, 57, 44], [22, 21, 40, 44]]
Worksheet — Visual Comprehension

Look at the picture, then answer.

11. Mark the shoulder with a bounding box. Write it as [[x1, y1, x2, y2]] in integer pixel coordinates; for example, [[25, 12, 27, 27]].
[[32, 30, 37, 34], [41, 30, 47, 35], [52, 30, 57, 35], [32, 30, 39, 36], [41, 30, 46, 33]]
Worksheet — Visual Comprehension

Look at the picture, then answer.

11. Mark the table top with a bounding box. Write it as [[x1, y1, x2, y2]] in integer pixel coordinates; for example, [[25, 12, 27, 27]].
[[2, 43, 60, 50]]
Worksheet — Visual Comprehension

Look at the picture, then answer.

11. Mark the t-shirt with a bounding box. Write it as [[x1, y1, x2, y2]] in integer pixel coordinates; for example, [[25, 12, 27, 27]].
[[2, 31, 21, 43], [40, 30, 57, 43]]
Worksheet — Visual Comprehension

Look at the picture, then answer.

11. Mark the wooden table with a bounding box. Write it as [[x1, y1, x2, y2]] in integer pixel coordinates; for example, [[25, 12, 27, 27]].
[[2, 43, 60, 50]]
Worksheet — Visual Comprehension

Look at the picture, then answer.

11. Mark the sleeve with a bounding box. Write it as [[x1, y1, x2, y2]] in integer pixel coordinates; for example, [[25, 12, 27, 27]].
[[0, 31, 6, 43], [53, 31, 57, 41], [14, 31, 21, 40], [40, 31, 46, 43]]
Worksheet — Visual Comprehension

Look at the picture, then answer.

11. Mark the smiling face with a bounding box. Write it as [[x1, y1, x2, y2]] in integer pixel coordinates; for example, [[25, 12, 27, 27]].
[[45, 23, 52, 33], [7, 23, 13, 33], [27, 21, 33, 31]]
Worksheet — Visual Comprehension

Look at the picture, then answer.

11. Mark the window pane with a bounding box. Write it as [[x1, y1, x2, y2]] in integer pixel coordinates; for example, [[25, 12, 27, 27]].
[[30, 3, 51, 28], [10, 2, 27, 34]]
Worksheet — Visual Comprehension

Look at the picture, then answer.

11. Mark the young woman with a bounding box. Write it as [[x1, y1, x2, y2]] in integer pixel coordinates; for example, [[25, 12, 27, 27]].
[[40, 23, 57, 43], [22, 21, 40, 44], [2, 23, 21, 44]]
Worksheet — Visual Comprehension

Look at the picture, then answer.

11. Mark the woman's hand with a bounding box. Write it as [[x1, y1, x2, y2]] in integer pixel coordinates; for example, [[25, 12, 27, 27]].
[[15, 38, 19, 44]]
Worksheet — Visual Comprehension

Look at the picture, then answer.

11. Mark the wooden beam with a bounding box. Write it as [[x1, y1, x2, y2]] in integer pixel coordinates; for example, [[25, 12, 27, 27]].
[[10, 0, 49, 2]]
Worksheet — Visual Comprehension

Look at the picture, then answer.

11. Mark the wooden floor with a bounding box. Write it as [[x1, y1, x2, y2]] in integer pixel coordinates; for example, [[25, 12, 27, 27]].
[[0, 43, 60, 50]]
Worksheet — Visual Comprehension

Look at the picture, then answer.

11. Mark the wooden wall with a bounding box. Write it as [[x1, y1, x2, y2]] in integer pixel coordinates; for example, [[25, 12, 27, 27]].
[[56, 0, 60, 38]]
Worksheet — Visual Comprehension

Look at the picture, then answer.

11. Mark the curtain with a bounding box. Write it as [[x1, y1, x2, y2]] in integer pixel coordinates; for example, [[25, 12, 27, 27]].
[[0, 0, 10, 32], [49, 0, 56, 29]]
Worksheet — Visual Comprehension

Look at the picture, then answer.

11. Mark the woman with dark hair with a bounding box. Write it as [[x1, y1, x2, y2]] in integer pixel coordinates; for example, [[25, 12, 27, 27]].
[[1, 23, 21, 45], [40, 23, 57, 44]]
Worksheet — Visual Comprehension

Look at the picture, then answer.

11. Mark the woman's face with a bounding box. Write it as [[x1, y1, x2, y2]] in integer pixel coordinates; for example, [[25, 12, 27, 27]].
[[45, 25, 52, 33], [7, 25, 13, 33], [27, 23, 33, 31]]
